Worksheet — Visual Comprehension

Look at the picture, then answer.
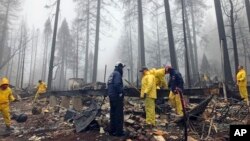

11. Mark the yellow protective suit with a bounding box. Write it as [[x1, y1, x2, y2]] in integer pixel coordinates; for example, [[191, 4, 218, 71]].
[[37, 82, 47, 93], [141, 71, 157, 126], [34, 81, 47, 102], [169, 91, 183, 116], [149, 68, 167, 89], [0, 78, 15, 127], [236, 69, 249, 104]]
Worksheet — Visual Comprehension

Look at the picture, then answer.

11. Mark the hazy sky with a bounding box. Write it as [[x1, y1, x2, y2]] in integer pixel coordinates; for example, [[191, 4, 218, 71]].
[[21, 0, 220, 79], [21, 0, 123, 82], [22, 0, 76, 29]]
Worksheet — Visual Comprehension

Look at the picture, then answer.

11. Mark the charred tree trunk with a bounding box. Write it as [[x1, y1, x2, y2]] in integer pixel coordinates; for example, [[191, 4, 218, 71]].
[[44, 37, 49, 81], [238, 23, 248, 71], [128, 2, 134, 83], [156, 10, 161, 67], [59, 58, 64, 90], [137, 0, 146, 67], [42, 34, 49, 80], [92, 0, 101, 82], [32, 31, 39, 85], [16, 28, 23, 87], [29, 29, 35, 85], [164, 0, 178, 69], [245, 0, 250, 32], [229, 0, 239, 74], [9, 51, 14, 81], [184, 7, 196, 84], [84, 0, 90, 83], [75, 25, 79, 78], [20, 26, 28, 89], [89, 51, 94, 82], [48, 0, 61, 90], [0, 1, 10, 64], [64, 58, 67, 90], [20, 36, 26, 88], [128, 24, 134, 82], [190, 1, 199, 73], [9, 33, 15, 81], [214, 0, 233, 83], [182, 0, 191, 88]]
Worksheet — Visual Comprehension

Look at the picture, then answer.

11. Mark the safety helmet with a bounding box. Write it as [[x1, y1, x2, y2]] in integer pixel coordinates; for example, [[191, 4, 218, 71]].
[[165, 65, 172, 70], [0, 77, 9, 86], [115, 62, 126, 68]]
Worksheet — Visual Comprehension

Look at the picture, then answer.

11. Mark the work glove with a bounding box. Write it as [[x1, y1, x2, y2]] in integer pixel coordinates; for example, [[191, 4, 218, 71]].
[[119, 93, 123, 97], [173, 88, 180, 94]]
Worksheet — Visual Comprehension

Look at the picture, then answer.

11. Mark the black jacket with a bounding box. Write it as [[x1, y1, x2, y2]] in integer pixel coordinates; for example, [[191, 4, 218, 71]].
[[168, 68, 184, 92], [107, 67, 124, 100]]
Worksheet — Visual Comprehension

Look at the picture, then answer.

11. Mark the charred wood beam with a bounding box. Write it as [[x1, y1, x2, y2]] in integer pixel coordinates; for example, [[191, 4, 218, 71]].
[[43, 87, 222, 99]]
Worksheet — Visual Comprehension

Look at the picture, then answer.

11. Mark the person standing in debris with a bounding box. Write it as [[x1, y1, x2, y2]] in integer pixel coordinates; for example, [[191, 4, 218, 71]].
[[0, 77, 15, 131], [33, 80, 47, 103], [140, 66, 157, 127], [236, 65, 249, 105], [165, 65, 184, 116], [107, 62, 126, 136]]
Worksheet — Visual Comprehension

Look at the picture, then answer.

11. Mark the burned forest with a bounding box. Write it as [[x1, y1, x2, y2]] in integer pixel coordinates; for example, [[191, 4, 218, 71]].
[[1, 0, 250, 141]]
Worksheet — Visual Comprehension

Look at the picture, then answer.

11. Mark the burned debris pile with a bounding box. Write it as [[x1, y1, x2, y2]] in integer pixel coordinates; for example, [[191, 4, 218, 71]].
[[0, 83, 249, 141]]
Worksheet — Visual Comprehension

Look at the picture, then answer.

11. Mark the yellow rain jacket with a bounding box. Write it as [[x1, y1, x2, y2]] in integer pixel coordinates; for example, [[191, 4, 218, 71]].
[[0, 87, 15, 105], [141, 71, 157, 99], [0, 77, 15, 126], [141, 71, 157, 126], [237, 69, 247, 87], [236, 69, 249, 103], [149, 68, 167, 89], [34, 81, 47, 103], [36, 82, 47, 94]]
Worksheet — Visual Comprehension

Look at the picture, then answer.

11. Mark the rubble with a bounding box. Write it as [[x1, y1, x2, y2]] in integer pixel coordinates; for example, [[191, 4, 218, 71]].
[[187, 136, 198, 141], [153, 135, 166, 141], [153, 130, 167, 136], [1, 89, 249, 141]]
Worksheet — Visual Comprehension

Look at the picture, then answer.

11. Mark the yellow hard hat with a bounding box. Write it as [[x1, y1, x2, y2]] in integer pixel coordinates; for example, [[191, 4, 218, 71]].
[[0, 77, 9, 86]]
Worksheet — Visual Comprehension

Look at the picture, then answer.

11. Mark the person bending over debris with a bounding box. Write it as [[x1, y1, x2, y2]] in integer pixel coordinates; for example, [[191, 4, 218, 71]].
[[165, 65, 184, 116], [0, 77, 16, 131], [236, 65, 249, 105], [140, 66, 157, 127], [149, 67, 168, 89], [33, 80, 47, 103], [107, 62, 126, 137]]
